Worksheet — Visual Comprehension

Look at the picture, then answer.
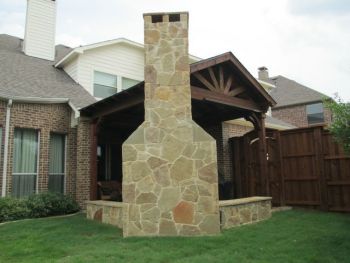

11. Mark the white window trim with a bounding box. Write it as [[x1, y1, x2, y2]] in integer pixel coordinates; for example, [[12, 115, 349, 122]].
[[64, 134, 67, 194], [36, 130, 40, 194], [91, 68, 143, 98]]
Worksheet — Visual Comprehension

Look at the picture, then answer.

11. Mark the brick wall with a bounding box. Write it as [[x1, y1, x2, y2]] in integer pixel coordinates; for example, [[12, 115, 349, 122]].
[[0, 101, 7, 194], [204, 122, 252, 181], [272, 103, 332, 128], [0, 101, 78, 198], [75, 118, 92, 207], [221, 123, 253, 181]]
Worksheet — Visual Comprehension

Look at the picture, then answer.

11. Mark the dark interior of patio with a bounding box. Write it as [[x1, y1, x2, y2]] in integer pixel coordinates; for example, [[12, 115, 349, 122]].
[[80, 52, 276, 202]]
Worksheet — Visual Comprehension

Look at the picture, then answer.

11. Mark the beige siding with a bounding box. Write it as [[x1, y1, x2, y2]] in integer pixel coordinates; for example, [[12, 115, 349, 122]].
[[77, 43, 144, 95], [61, 41, 200, 97], [63, 57, 79, 81], [23, 0, 56, 61]]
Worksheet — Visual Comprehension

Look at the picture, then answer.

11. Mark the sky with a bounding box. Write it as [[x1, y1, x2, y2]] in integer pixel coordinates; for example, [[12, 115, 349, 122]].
[[0, 0, 350, 101]]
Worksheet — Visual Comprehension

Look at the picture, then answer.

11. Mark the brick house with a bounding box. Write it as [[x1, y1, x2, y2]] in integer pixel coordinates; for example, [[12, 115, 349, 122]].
[[258, 67, 332, 127], [1, 0, 325, 207]]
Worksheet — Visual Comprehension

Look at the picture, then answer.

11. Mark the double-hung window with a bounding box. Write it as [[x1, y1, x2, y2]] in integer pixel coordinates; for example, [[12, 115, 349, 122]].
[[93, 71, 118, 98], [122, 77, 140, 91], [48, 133, 66, 193], [306, 103, 324, 125], [12, 129, 38, 198]]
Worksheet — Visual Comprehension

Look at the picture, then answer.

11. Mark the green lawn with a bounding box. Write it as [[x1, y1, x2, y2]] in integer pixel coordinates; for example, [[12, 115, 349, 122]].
[[0, 210, 349, 263]]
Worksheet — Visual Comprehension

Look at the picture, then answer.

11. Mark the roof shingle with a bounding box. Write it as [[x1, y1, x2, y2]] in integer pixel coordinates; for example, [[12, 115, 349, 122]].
[[0, 34, 96, 109], [269, 75, 328, 108]]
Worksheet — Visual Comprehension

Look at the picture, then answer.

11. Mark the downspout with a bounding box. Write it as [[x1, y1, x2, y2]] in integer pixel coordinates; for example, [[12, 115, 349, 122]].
[[2, 99, 12, 197]]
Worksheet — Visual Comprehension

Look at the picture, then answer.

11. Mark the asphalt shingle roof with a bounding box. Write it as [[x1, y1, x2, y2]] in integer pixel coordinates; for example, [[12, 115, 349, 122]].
[[269, 75, 327, 109], [265, 115, 296, 129], [0, 34, 96, 109]]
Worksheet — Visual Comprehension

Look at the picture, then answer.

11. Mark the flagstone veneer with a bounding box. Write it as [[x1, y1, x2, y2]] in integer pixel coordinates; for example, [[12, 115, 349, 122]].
[[122, 12, 220, 237]]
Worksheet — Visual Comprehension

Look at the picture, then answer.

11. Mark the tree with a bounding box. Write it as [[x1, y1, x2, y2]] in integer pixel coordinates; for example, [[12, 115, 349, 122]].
[[324, 94, 350, 154]]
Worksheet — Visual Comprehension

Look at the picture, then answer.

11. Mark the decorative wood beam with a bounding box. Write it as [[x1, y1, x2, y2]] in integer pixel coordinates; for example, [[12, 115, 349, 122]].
[[208, 68, 220, 90], [191, 86, 262, 112], [193, 72, 216, 92], [228, 86, 245, 97], [219, 66, 224, 90], [224, 75, 233, 94]]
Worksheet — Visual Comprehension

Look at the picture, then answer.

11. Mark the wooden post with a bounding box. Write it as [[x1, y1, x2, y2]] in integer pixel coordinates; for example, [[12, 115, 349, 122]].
[[314, 127, 328, 211], [231, 138, 242, 198], [243, 134, 251, 197], [276, 131, 285, 206], [257, 113, 269, 196], [89, 120, 98, 200]]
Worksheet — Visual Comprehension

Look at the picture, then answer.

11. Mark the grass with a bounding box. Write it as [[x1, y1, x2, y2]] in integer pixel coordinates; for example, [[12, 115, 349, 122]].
[[0, 210, 349, 263]]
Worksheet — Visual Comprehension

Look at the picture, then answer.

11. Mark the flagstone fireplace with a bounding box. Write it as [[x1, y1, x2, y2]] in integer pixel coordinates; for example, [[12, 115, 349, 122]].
[[121, 12, 220, 237]]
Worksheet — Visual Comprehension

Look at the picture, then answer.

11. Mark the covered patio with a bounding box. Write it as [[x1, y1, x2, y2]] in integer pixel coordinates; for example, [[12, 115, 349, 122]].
[[80, 52, 276, 202]]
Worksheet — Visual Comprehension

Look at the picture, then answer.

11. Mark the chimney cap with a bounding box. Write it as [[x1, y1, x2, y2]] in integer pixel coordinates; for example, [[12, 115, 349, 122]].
[[143, 12, 188, 23], [143, 11, 188, 17], [258, 66, 268, 71]]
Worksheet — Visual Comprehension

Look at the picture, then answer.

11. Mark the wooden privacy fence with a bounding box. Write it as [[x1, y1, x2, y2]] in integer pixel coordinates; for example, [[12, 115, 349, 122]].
[[230, 125, 350, 212]]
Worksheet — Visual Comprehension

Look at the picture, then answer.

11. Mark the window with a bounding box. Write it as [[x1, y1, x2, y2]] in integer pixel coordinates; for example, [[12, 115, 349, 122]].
[[93, 71, 118, 98], [122, 77, 140, 91], [12, 129, 38, 198], [306, 103, 324, 125], [48, 133, 65, 193]]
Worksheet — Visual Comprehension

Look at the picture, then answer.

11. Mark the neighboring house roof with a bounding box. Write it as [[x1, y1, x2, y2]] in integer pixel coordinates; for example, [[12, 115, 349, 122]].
[[269, 75, 328, 109], [265, 115, 296, 129], [227, 115, 296, 130], [55, 37, 202, 68], [0, 34, 96, 109]]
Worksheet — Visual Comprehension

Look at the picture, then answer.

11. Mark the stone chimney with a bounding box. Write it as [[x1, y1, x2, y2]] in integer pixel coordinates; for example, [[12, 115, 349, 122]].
[[258, 66, 269, 81], [23, 0, 57, 61], [122, 12, 220, 237]]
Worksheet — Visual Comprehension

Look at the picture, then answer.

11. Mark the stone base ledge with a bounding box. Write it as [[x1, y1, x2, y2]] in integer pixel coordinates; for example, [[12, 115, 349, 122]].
[[219, 196, 272, 229], [86, 200, 124, 228], [219, 196, 272, 207], [86, 197, 272, 233], [86, 200, 124, 208]]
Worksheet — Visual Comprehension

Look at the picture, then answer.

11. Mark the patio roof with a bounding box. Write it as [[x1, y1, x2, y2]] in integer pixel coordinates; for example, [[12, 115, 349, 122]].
[[80, 52, 276, 127]]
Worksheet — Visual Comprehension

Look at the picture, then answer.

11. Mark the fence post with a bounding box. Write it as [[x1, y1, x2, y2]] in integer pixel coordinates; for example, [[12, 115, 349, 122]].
[[314, 127, 328, 211], [276, 131, 286, 206]]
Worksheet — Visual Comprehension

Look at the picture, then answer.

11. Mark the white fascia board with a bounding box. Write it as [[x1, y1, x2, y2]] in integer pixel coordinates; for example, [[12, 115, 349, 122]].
[[0, 94, 69, 104], [55, 49, 82, 68], [0, 95, 80, 123], [55, 37, 202, 67], [258, 79, 275, 89], [68, 100, 80, 118]]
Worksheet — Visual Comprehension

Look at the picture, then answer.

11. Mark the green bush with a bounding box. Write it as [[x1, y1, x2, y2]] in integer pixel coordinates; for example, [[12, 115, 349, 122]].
[[26, 192, 80, 218], [0, 192, 80, 223], [0, 197, 29, 222]]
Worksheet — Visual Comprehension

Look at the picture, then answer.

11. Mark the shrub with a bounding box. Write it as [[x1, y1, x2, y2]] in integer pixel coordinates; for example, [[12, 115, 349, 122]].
[[0, 197, 29, 222], [26, 192, 80, 218], [0, 192, 80, 223], [324, 95, 350, 154]]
